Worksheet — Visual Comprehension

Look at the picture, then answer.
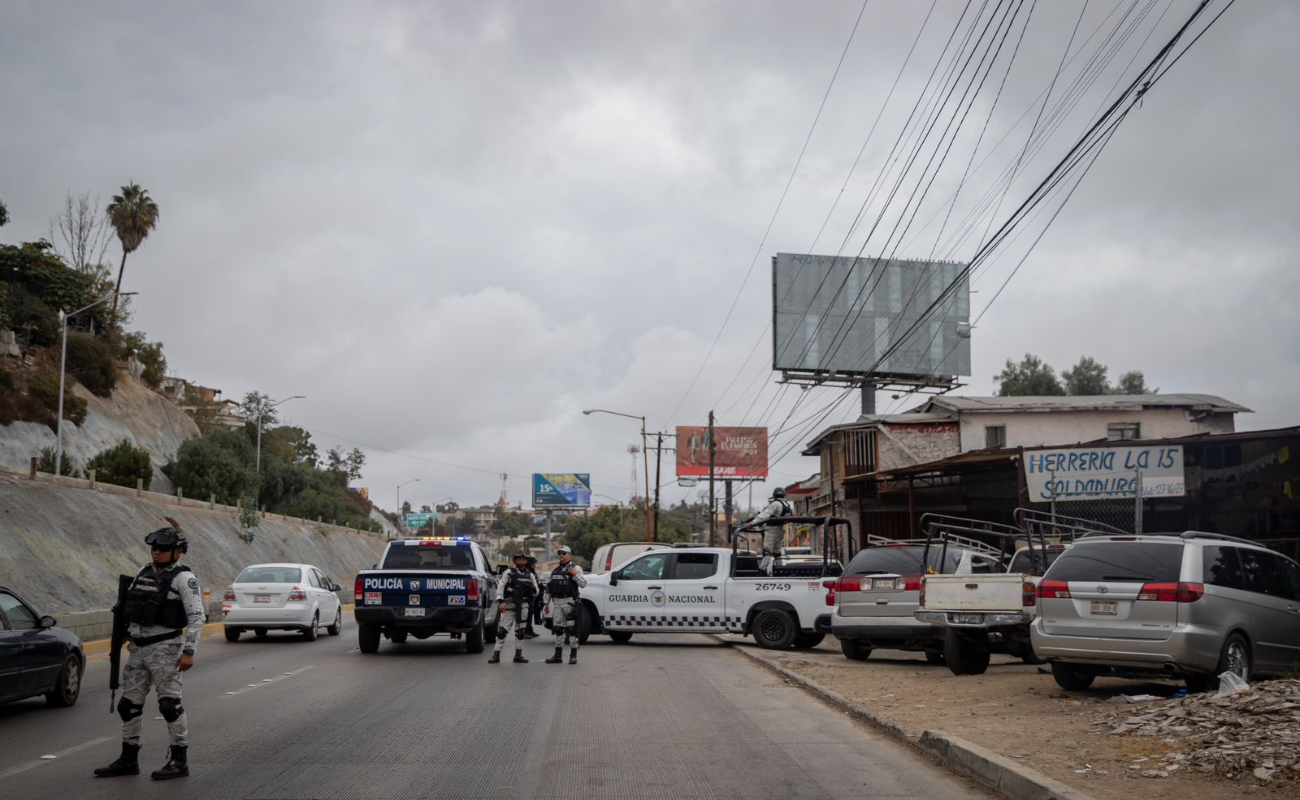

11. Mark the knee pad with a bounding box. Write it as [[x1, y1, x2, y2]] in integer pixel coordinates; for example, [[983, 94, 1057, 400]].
[[117, 697, 144, 722], [566, 625, 577, 638], [158, 696, 184, 723], [497, 627, 508, 640]]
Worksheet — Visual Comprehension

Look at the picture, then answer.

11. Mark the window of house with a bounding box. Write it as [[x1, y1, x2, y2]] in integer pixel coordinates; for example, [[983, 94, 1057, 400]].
[[985, 425, 1006, 448], [1107, 422, 1140, 441]]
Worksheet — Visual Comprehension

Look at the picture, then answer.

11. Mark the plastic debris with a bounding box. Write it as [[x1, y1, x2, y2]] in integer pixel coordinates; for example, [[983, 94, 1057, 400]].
[[1216, 671, 1250, 698]]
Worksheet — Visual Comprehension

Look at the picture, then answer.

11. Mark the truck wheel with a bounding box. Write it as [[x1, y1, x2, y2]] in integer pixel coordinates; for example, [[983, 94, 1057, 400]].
[[944, 629, 990, 675], [1050, 661, 1096, 691], [390, 631, 408, 644], [792, 633, 825, 649], [224, 627, 241, 643], [753, 609, 796, 650], [577, 604, 593, 645], [609, 631, 634, 643], [358, 624, 380, 654], [839, 638, 872, 661], [465, 616, 485, 654]]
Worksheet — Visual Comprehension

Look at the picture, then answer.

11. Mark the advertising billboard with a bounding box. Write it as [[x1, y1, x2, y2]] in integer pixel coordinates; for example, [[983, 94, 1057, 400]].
[[772, 253, 970, 382], [1023, 445, 1185, 503], [676, 427, 768, 478], [532, 473, 592, 508]]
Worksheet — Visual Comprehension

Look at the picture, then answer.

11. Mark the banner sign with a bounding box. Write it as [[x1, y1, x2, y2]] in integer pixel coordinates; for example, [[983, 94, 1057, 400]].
[[532, 473, 592, 508], [1024, 445, 1185, 503], [676, 426, 769, 478]]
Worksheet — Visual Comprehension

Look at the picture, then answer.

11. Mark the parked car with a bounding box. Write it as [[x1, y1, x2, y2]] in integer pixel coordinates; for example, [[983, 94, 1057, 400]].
[[0, 587, 84, 707], [1031, 531, 1300, 691], [222, 563, 344, 642], [830, 537, 1004, 662], [588, 542, 672, 575]]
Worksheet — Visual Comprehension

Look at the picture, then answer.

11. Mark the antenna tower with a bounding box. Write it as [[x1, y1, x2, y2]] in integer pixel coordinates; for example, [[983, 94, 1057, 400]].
[[497, 472, 508, 508], [628, 444, 640, 504]]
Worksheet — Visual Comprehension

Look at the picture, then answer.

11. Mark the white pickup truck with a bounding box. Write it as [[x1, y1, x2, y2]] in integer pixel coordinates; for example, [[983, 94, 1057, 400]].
[[572, 517, 845, 650]]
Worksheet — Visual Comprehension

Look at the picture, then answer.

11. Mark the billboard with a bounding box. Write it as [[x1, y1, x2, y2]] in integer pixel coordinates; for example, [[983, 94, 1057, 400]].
[[402, 512, 436, 530], [1024, 445, 1185, 503], [772, 253, 970, 382], [676, 426, 768, 478], [532, 473, 592, 508]]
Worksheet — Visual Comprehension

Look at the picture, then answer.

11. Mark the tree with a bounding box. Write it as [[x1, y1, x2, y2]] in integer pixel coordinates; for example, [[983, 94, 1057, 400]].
[[994, 354, 1065, 396], [49, 192, 114, 274], [241, 391, 278, 440], [163, 427, 257, 505], [106, 183, 159, 317], [1062, 356, 1111, 396], [0, 199, 8, 226], [1115, 370, 1155, 395], [324, 446, 365, 487], [38, 445, 81, 477], [437, 500, 459, 513], [86, 439, 152, 490], [401, 500, 412, 515], [262, 425, 318, 467]]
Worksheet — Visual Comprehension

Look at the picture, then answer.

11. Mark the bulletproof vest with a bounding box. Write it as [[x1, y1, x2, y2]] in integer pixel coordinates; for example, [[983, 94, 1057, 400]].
[[122, 564, 189, 629], [502, 569, 535, 601], [548, 564, 579, 598], [764, 501, 793, 526]]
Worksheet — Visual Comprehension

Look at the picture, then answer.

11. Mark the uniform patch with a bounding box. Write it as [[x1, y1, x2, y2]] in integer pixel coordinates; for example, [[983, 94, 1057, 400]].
[[187, 577, 199, 591]]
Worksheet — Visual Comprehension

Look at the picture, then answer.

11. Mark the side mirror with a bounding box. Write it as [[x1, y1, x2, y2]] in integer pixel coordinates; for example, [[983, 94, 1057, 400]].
[[609, 570, 620, 587], [371, 564, 377, 570], [39, 615, 57, 629], [331, 583, 342, 592]]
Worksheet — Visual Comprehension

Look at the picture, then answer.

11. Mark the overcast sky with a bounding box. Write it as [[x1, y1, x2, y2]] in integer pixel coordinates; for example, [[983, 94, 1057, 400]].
[[2, 1, 1295, 512]]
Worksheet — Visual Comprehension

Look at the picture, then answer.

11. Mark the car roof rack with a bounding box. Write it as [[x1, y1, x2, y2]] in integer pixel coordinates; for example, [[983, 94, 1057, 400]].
[[1076, 529, 1258, 546], [1012, 508, 1127, 538]]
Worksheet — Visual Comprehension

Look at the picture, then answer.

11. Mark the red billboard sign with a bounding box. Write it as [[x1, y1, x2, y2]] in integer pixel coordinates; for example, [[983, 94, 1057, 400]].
[[676, 426, 768, 478]]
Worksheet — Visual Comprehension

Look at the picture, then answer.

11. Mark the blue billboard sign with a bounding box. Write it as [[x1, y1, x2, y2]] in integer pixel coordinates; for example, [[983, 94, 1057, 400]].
[[532, 473, 591, 508]]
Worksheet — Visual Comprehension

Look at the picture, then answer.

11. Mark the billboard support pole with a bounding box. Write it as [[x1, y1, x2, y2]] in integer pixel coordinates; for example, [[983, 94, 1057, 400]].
[[641, 417, 651, 541], [861, 384, 876, 415], [724, 480, 733, 541], [652, 433, 663, 542], [544, 510, 552, 562], [708, 411, 716, 546]]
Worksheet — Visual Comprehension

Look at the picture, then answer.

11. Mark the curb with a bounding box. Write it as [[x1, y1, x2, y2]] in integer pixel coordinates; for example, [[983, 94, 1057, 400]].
[[711, 636, 1096, 800]]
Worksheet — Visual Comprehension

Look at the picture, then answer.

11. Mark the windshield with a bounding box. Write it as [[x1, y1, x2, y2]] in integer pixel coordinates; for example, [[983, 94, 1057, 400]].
[[381, 545, 475, 570], [845, 545, 960, 576], [1043, 541, 1183, 583], [237, 567, 302, 583]]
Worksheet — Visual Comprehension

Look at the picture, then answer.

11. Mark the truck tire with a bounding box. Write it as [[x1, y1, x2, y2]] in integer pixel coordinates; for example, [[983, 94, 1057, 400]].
[[944, 629, 990, 675], [358, 624, 380, 654], [609, 631, 634, 643], [792, 633, 825, 649], [465, 616, 485, 654], [1050, 661, 1096, 691], [839, 638, 872, 661], [753, 609, 796, 650]]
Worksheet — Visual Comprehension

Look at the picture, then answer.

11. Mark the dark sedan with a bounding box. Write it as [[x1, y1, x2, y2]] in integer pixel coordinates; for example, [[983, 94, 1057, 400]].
[[0, 587, 84, 707]]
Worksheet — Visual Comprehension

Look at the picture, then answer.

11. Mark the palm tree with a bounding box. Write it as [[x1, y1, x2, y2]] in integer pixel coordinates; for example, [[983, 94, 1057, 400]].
[[106, 183, 159, 316]]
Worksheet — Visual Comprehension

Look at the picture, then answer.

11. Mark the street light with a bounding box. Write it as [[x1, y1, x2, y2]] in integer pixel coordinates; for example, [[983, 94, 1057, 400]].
[[254, 395, 305, 491], [55, 291, 137, 477], [395, 478, 420, 540], [582, 408, 652, 541]]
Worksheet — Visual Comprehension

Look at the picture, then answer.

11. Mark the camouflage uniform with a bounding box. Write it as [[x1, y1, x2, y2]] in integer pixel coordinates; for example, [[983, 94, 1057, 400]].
[[490, 564, 537, 663], [120, 567, 205, 747]]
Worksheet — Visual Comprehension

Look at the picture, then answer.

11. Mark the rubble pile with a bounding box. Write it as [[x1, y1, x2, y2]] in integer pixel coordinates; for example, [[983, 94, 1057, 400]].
[[1107, 679, 1300, 782]]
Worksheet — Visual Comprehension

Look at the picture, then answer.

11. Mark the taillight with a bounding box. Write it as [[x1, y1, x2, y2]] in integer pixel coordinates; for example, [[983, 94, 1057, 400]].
[[605, 553, 613, 571], [467, 578, 479, 599], [1137, 582, 1204, 603], [1022, 580, 1036, 608], [289, 586, 307, 602], [902, 575, 922, 592], [822, 579, 837, 606], [354, 577, 363, 602], [223, 586, 235, 602], [1039, 580, 1071, 599], [837, 576, 862, 593]]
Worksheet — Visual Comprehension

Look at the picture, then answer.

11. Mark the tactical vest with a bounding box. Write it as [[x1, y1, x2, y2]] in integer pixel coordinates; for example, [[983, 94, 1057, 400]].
[[764, 501, 793, 526], [122, 564, 189, 629], [548, 564, 579, 599], [502, 569, 535, 601]]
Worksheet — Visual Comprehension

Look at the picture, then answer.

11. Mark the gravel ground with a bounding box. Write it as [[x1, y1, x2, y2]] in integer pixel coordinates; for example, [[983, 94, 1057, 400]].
[[724, 635, 1295, 800]]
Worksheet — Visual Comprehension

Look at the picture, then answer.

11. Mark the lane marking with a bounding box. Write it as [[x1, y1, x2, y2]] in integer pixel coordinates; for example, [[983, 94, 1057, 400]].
[[0, 735, 115, 779], [221, 665, 314, 697]]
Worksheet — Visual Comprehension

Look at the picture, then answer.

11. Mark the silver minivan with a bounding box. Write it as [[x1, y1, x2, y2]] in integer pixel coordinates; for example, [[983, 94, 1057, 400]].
[[1030, 532, 1300, 691]]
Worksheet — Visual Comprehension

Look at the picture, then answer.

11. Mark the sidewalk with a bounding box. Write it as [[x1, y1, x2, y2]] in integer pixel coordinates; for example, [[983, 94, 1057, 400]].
[[715, 634, 1295, 800]]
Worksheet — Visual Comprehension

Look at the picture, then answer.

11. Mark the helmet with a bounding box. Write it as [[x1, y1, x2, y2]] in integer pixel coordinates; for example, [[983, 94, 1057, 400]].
[[512, 551, 528, 561], [556, 545, 572, 555], [525, 555, 538, 564], [145, 526, 188, 554], [772, 487, 787, 499]]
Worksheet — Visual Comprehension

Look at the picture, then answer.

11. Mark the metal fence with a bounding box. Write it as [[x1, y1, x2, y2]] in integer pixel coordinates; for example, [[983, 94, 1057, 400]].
[[1046, 469, 1145, 534]]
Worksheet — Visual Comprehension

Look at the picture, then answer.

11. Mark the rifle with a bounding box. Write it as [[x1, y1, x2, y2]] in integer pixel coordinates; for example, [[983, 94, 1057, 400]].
[[108, 574, 132, 713]]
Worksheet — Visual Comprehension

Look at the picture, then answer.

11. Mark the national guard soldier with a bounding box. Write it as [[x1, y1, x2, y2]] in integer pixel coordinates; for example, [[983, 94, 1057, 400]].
[[747, 487, 792, 577], [522, 555, 542, 639], [95, 525, 205, 780], [544, 545, 586, 665], [488, 552, 537, 664]]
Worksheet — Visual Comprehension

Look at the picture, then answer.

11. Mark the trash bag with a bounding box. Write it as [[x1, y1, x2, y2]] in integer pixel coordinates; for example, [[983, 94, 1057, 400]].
[[1215, 670, 1250, 698]]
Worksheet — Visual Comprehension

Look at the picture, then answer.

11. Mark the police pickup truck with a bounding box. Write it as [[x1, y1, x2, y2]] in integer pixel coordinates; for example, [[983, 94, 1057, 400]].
[[573, 516, 845, 650], [353, 537, 499, 654]]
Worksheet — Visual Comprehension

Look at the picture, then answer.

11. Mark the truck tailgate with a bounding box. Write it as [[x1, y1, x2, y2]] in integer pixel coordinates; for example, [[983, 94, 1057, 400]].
[[358, 571, 477, 612], [922, 574, 1024, 612]]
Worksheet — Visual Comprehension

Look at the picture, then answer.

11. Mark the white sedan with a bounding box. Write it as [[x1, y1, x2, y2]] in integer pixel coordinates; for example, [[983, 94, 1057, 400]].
[[222, 563, 343, 642]]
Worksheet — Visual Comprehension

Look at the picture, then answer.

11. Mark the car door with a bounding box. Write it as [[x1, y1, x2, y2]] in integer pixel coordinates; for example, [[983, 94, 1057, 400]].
[[662, 552, 727, 630], [0, 601, 23, 702], [0, 591, 58, 695], [1236, 547, 1298, 673], [315, 569, 340, 621], [606, 552, 671, 631]]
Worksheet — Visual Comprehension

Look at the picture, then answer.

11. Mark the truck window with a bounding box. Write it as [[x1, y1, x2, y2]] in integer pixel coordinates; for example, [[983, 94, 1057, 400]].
[[845, 546, 958, 576], [381, 545, 475, 570], [621, 553, 668, 581], [673, 553, 718, 580]]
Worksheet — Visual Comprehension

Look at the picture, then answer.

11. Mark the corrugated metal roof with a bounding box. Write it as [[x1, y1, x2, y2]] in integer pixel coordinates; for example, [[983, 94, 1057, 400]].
[[921, 394, 1251, 414], [800, 412, 957, 455]]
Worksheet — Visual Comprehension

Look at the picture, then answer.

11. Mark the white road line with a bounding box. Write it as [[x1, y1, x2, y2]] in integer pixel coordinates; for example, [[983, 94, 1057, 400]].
[[0, 735, 116, 779], [221, 665, 314, 697]]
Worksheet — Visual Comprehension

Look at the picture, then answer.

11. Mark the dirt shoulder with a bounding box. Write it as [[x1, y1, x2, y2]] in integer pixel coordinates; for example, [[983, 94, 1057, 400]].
[[719, 634, 1294, 800]]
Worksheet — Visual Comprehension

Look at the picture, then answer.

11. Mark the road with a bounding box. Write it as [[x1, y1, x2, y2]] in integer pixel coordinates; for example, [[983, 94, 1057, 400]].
[[1, 627, 989, 799]]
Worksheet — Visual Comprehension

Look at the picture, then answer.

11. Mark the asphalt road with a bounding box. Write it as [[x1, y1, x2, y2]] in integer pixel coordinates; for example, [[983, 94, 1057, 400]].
[[0, 626, 989, 799]]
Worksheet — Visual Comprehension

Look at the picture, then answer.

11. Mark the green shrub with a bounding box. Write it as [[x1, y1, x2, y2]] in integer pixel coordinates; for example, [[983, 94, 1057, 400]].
[[64, 331, 117, 397], [119, 331, 166, 389], [86, 439, 152, 490], [0, 366, 12, 389], [28, 372, 87, 426], [37, 445, 81, 477], [163, 427, 258, 505]]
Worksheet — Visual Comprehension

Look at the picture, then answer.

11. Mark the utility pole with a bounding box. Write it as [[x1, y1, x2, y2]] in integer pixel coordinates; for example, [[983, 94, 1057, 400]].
[[652, 433, 663, 541], [708, 411, 716, 546], [724, 480, 733, 542]]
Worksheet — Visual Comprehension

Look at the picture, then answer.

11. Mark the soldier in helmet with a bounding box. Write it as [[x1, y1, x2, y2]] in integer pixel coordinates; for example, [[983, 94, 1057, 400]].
[[522, 555, 542, 639], [544, 545, 586, 665], [747, 487, 793, 577], [95, 525, 205, 780], [488, 552, 536, 664]]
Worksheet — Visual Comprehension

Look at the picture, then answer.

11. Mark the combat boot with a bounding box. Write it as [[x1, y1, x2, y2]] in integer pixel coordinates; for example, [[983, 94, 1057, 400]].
[[545, 647, 563, 664], [93, 742, 141, 777], [569, 648, 578, 665], [488, 651, 501, 664], [513, 650, 528, 664], [150, 745, 188, 780]]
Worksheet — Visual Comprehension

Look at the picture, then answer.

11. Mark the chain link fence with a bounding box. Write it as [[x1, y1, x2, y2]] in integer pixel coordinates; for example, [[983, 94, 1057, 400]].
[[1046, 470, 1145, 534]]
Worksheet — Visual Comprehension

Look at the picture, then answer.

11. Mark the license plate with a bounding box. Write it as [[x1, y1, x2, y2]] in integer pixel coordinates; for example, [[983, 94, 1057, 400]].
[[872, 578, 896, 590], [1091, 601, 1118, 616], [953, 613, 985, 625], [404, 607, 425, 617], [254, 594, 271, 604], [447, 595, 466, 606]]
